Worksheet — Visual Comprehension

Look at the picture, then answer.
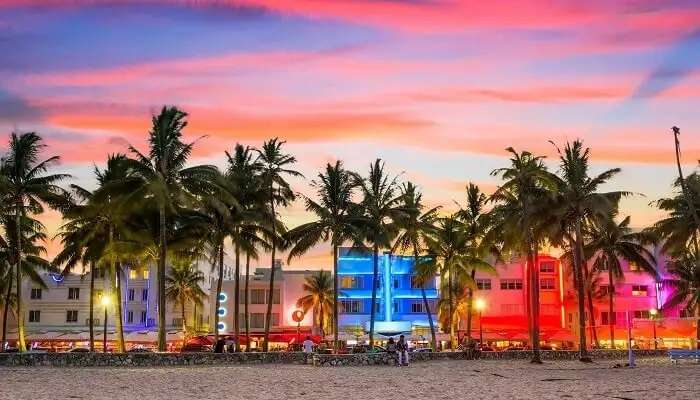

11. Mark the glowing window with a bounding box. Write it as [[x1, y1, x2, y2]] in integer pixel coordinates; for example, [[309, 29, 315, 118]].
[[631, 285, 648, 297]]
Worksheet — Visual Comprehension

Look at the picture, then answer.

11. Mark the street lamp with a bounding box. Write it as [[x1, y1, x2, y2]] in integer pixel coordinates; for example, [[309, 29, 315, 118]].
[[649, 308, 658, 350], [475, 298, 486, 346], [291, 310, 305, 348], [101, 295, 111, 353]]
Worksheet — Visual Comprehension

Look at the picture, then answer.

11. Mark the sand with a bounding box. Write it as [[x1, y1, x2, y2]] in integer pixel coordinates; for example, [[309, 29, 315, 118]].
[[0, 358, 697, 400]]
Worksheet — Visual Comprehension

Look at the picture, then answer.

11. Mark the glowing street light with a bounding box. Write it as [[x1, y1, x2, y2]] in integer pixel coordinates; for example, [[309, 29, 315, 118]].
[[101, 295, 111, 353], [649, 308, 658, 350], [475, 299, 486, 346]]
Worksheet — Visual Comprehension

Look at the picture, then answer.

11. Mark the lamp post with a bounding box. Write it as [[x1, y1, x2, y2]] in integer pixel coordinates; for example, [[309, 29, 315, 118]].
[[101, 295, 110, 353], [649, 308, 658, 350], [475, 298, 486, 346], [292, 310, 305, 348]]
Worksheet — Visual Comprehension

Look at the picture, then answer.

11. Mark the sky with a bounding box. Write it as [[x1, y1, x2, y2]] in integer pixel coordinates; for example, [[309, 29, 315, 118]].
[[2, 0, 700, 270]]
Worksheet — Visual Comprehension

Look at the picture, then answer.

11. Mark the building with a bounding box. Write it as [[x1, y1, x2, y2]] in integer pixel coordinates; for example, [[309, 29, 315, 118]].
[[336, 248, 438, 336], [211, 261, 319, 348]]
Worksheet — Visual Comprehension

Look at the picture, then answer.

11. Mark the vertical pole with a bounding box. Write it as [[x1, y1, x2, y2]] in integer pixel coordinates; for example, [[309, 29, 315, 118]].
[[479, 310, 483, 345], [297, 321, 300, 346], [103, 307, 108, 353], [626, 310, 635, 367], [653, 321, 657, 350]]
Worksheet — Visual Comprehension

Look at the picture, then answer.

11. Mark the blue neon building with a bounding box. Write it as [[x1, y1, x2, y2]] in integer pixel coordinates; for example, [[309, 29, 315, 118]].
[[337, 247, 438, 335]]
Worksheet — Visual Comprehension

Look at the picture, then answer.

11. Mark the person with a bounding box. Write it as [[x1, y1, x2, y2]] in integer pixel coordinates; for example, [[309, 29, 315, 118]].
[[397, 335, 409, 366], [225, 336, 235, 353], [386, 337, 398, 366], [302, 336, 314, 353], [214, 338, 225, 353]]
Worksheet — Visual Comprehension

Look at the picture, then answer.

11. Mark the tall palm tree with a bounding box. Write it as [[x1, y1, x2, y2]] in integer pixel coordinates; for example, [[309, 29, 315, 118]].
[[0, 132, 70, 352], [490, 147, 557, 363], [286, 161, 359, 350], [256, 138, 301, 351], [549, 140, 626, 362], [123, 106, 215, 351], [671, 127, 700, 242], [355, 159, 403, 347], [296, 270, 335, 337], [165, 261, 207, 335], [456, 183, 497, 343], [392, 182, 439, 349], [584, 216, 656, 348], [663, 250, 700, 349], [649, 173, 700, 257]]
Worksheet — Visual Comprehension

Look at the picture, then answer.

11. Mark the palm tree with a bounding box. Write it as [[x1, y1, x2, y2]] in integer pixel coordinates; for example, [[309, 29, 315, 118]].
[[456, 183, 497, 343], [0, 132, 70, 352], [123, 106, 215, 351], [585, 216, 656, 348], [256, 138, 301, 351], [490, 147, 557, 363], [296, 270, 335, 337], [663, 250, 700, 349], [649, 173, 700, 256], [165, 261, 207, 335], [549, 140, 626, 362], [286, 161, 359, 350], [355, 159, 403, 347], [392, 182, 439, 349], [671, 127, 700, 242]]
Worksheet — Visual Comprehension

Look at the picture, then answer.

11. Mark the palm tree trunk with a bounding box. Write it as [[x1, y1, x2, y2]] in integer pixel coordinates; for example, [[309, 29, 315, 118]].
[[465, 269, 476, 342], [573, 220, 591, 362], [1, 270, 12, 351], [695, 306, 700, 350], [448, 264, 455, 349], [15, 206, 26, 352], [89, 263, 95, 351], [583, 263, 599, 348], [263, 188, 276, 352], [415, 248, 436, 351], [234, 238, 241, 352], [244, 252, 250, 351], [193, 302, 197, 332], [608, 263, 615, 349], [157, 204, 167, 352], [181, 298, 187, 334], [332, 244, 339, 352], [214, 242, 224, 343], [319, 304, 325, 338], [529, 248, 542, 364], [114, 266, 125, 352], [673, 127, 700, 232], [369, 244, 379, 347]]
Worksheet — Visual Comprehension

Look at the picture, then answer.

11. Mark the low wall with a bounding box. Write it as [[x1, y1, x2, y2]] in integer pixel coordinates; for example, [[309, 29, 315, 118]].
[[312, 349, 668, 366], [0, 349, 668, 368], [0, 351, 313, 367]]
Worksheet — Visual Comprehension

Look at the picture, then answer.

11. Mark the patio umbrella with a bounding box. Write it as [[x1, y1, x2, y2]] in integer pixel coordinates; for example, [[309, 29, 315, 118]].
[[26, 331, 66, 341], [124, 331, 157, 343], [59, 331, 91, 342]]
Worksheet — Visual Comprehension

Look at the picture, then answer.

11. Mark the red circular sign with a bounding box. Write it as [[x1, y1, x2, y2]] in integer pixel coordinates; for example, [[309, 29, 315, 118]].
[[291, 310, 305, 323]]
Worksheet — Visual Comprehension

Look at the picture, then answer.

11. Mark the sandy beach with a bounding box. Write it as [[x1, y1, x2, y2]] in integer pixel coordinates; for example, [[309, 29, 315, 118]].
[[0, 358, 697, 400]]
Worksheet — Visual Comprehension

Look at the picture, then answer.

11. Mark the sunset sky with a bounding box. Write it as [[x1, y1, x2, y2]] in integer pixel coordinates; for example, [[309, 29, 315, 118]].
[[2, 0, 700, 269]]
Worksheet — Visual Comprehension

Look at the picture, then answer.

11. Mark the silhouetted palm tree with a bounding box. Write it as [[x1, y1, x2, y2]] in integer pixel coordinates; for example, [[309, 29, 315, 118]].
[[0, 132, 70, 351], [256, 138, 301, 351], [663, 250, 700, 349], [287, 161, 360, 350], [165, 261, 207, 336]]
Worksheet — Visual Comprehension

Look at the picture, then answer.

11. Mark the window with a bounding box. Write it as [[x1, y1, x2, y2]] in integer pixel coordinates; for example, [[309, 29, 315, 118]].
[[30, 288, 42, 300], [272, 313, 280, 327], [601, 311, 618, 326], [142, 269, 149, 280], [375, 276, 383, 289], [251, 289, 266, 304], [127, 311, 134, 324], [476, 279, 491, 290], [140, 311, 147, 324], [251, 313, 265, 329], [410, 275, 423, 289], [340, 276, 362, 289], [173, 318, 183, 326], [540, 261, 556, 273], [393, 279, 399, 289], [340, 300, 363, 314], [629, 262, 641, 272], [540, 278, 555, 290], [85, 318, 99, 325], [28, 310, 40, 323], [410, 301, 424, 314], [500, 279, 523, 290], [128, 289, 135, 302], [393, 301, 399, 313], [634, 310, 650, 319], [631, 285, 648, 297], [68, 287, 80, 300], [141, 289, 148, 302], [501, 304, 524, 314], [129, 269, 137, 280], [66, 310, 78, 323]]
